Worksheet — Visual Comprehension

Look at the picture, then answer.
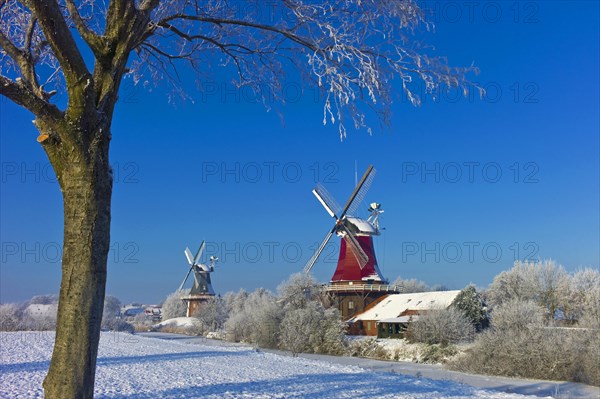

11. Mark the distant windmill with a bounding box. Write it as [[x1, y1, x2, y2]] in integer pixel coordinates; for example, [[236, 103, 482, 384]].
[[304, 164, 397, 319], [179, 240, 219, 316]]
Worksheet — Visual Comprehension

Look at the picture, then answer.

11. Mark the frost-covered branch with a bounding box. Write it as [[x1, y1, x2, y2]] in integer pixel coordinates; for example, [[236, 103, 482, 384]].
[[1, 0, 481, 138]]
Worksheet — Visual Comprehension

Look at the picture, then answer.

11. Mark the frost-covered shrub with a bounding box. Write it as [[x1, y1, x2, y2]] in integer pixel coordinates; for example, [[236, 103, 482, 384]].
[[314, 308, 347, 355], [0, 303, 24, 331], [279, 302, 323, 356], [407, 307, 474, 345], [487, 260, 571, 321], [102, 317, 134, 333], [131, 312, 153, 331], [347, 337, 388, 359], [193, 297, 228, 334], [418, 344, 458, 364], [278, 303, 346, 356], [101, 295, 122, 329], [451, 298, 600, 386], [161, 290, 188, 320], [490, 299, 544, 332], [570, 268, 600, 325], [277, 273, 324, 310], [224, 289, 282, 348], [392, 276, 429, 293]]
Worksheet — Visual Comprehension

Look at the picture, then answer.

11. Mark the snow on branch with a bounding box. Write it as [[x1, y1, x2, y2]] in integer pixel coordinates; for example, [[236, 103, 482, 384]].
[[1, 0, 482, 138]]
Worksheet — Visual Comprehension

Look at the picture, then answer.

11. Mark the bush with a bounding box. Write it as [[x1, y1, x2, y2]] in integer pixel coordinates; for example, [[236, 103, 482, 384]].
[[130, 312, 153, 331], [347, 337, 388, 360], [278, 303, 346, 356], [102, 317, 135, 333], [392, 276, 429, 293], [277, 273, 323, 310], [406, 307, 474, 345], [224, 289, 282, 348], [0, 303, 24, 331], [193, 297, 228, 335], [279, 302, 323, 356], [418, 344, 458, 364], [490, 298, 544, 331], [161, 290, 188, 320], [451, 299, 600, 386]]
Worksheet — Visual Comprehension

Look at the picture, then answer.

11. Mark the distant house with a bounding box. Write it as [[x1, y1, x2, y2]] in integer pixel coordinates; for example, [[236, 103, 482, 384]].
[[346, 290, 461, 337], [121, 305, 145, 318]]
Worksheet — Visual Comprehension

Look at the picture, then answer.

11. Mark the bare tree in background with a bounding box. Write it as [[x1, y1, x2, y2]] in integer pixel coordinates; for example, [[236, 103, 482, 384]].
[[0, 1, 479, 397]]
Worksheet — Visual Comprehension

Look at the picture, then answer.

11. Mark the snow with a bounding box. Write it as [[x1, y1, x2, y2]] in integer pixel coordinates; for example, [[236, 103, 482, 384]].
[[349, 291, 462, 322], [24, 304, 57, 319], [0, 331, 543, 399], [153, 317, 201, 329], [344, 217, 378, 235]]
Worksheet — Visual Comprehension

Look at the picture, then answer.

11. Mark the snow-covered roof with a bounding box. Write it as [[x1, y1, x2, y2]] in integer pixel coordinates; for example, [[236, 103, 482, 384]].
[[344, 217, 378, 235], [348, 290, 461, 322], [377, 315, 420, 324]]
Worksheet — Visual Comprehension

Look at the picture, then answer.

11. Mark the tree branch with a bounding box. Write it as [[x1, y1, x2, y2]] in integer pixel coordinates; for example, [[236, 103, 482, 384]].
[[64, 0, 106, 57], [25, 0, 90, 86], [153, 15, 320, 54], [0, 17, 44, 97], [0, 26, 23, 62], [0, 74, 62, 120]]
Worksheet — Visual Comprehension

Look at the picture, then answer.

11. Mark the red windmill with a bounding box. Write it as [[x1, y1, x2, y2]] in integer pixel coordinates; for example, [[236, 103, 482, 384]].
[[304, 165, 397, 319]]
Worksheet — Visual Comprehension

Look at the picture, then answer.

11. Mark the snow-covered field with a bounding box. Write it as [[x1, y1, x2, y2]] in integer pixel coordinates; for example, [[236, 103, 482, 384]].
[[1, 331, 543, 399]]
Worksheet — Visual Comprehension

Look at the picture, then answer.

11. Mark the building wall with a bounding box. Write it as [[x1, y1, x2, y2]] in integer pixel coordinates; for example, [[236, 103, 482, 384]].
[[333, 291, 390, 320], [377, 322, 408, 339], [185, 296, 213, 317]]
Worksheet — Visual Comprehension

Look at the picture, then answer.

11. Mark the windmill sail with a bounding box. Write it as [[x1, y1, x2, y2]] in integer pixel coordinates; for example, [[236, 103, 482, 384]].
[[340, 223, 369, 269], [304, 229, 335, 273], [313, 183, 342, 218], [184, 247, 194, 265], [339, 165, 375, 218]]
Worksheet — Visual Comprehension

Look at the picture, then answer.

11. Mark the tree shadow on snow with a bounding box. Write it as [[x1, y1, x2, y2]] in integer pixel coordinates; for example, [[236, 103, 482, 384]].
[[95, 371, 482, 399], [0, 350, 249, 375]]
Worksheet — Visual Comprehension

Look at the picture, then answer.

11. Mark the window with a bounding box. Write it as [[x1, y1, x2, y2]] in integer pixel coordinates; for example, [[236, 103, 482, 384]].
[[348, 300, 354, 310]]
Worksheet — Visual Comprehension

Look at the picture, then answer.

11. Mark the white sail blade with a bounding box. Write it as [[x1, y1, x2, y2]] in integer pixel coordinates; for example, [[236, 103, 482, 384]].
[[304, 229, 335, 273], [313, 183, 341, 218], [184, 247, 194, 265], [193, 241, 206, 265], [178, 266, 193, 291]]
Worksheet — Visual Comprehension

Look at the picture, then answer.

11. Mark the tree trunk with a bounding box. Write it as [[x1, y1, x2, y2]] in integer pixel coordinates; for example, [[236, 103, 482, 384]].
[[42, 122, 112, 399]]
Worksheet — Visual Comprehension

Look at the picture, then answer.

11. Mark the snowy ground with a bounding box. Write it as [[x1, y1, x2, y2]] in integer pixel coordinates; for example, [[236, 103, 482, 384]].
[[0, 331, 583, 399]]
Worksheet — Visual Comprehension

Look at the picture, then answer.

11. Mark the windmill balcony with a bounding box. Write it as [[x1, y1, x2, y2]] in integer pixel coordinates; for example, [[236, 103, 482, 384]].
[[322, 283, 402, 293]]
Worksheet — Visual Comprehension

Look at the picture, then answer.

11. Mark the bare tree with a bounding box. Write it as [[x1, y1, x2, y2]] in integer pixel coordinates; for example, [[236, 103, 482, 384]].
[[1, 1, 479, 397], [277, 272, 324, 309], [488, 260, 571, 321]]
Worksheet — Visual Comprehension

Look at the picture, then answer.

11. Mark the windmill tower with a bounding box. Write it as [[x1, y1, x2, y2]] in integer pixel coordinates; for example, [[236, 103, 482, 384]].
[[304, 165, 398, 319], [178, 241, 219, 317]]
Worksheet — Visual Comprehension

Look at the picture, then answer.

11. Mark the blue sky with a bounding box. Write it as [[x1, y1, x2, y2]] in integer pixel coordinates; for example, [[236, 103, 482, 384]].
[[1, 1, 599, 304]]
